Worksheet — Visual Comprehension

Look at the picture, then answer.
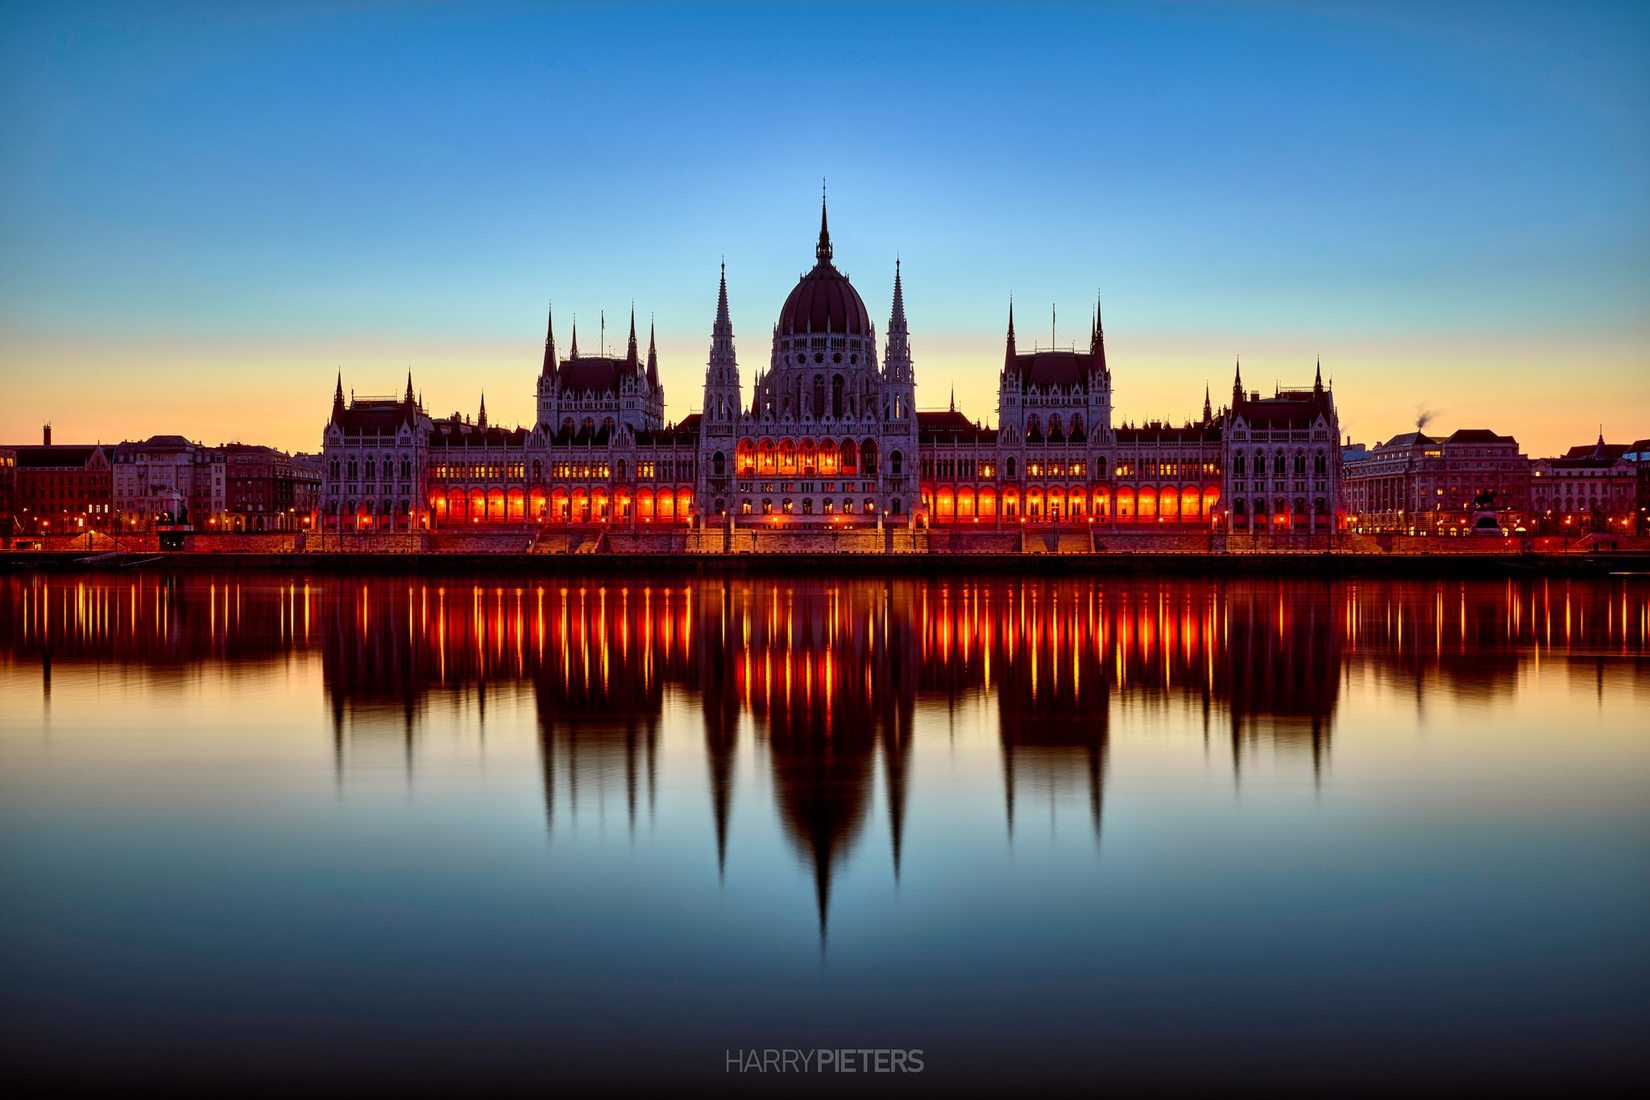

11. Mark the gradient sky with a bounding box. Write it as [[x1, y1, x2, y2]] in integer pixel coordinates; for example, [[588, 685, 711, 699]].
[[2, 0, 1647, 456]]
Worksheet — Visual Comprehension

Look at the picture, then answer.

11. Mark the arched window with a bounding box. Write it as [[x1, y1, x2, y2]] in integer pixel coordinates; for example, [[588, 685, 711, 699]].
[[840, 439, 858, 474], [329, 458, 340, 478], [1027, 414, 1042, 442], [1273, 451, 1286, 475], [1007, 456, 1017, 479], [617, 459, 627, 480], [812, 375, 826, 419], [1234, 453, 1245, 476], [365, 456, 376, 479], [890, 449, 903, 476], [1313, 451, 1327, 475], [860, 440, 879, 475], [532, 460, 542, 480], [713, 451, 726, 477], [832, 374, 845, 418], [1294, 450, 1306, 476]]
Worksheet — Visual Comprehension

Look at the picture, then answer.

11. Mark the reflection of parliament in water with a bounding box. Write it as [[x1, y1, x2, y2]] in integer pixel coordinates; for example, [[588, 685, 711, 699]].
[[5, 575, 1646, 933]]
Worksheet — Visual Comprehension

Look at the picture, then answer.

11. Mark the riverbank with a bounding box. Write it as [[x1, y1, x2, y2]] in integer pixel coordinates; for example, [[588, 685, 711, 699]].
[[4, 548, 1648, 578]]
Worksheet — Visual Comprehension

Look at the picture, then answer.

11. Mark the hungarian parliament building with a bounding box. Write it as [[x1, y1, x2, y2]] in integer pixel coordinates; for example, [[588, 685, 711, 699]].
[[321, 202, 1342, 533]]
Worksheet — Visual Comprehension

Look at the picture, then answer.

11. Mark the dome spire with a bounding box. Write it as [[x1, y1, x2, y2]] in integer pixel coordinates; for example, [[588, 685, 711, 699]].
[[816, 180, 833, 264]]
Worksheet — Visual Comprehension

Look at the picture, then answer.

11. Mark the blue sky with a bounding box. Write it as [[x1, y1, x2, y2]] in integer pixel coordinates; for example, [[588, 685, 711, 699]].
[[2, 1, 1646, 454]]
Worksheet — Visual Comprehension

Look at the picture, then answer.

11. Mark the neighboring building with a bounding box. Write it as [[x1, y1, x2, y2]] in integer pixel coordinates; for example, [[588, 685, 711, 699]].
[[8, 426, 113, 535], [318, 201, 1343, 533], [111, 435, 227, 529], [1628, 439, 1650, 535], [1530, 434, 1639, 534], [223, 444, 322, 531], [320, 375, 432, 530], [1222, 363, 1341, 533], [0, 446, 15, 540], [1342, 428, 1528, 533]]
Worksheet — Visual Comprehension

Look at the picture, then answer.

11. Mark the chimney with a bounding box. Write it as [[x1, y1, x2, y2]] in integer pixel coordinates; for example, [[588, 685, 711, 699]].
[[43, 423, 51, 447]]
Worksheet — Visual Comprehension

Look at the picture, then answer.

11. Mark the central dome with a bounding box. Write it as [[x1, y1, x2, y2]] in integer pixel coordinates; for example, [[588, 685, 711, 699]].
[[776, 201, 871, 337]]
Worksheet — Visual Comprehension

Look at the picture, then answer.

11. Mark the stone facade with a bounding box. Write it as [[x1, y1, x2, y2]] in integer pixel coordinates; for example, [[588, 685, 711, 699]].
[[317, 201, 1343, 535]]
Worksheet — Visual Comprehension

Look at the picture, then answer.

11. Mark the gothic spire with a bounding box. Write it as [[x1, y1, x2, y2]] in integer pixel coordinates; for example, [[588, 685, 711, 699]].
[[646, 316, 659, 386], [541, 301, 557, 377], [1203, 385, 1213, 425], [815, 182, 833, 264], [1004, 298, 1017, 370], [1232, 356, 1244, 404], [404, 370, 415, 406], [627, 304, 639, 368], [1314, 356, 1323, 392], [331, 371, 345, 423], [569, 316, 579, 360], [1092, 291, 1108, 374], [477, 392, 487, 429], [715, 261, 732, 334]]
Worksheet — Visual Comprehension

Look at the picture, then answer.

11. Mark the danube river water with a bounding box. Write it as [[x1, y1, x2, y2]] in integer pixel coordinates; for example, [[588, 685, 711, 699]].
[[2, 571, 1646, 1096]]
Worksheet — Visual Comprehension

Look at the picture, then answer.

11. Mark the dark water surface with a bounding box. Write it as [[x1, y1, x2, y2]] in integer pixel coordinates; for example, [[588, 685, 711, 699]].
[[2, 572, 1647, 1096]]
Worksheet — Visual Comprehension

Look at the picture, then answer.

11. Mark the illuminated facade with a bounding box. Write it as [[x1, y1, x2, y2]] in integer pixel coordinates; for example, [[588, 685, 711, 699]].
[[320, 200, 1343, 533], [1341, 427, 1530, 533], [1529, 434, 1639, 533]]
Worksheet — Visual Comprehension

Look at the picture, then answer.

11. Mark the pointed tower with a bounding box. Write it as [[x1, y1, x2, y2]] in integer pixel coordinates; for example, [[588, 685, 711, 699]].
[[702, 263, 740, 437], [816, 186, 833, 264], [1091, 292, 1108, 375], [626, 305, 639, 371], [642, 315, 664, 430], [646, 318, 660, 387], [1203, 385, 1213, 426], [1005, 298, 1017, 368], [1232, 357, 1244, 407], [331, 372, 346, 424], [1087, 291, 1115, 445], [569, 317, 580, 360], [535, 301, 560, 432], [541, 302, 557, 377], [998, 299, 1023, 443], [477, 392, 487, 430], [882, 258, 918, 446], [1314, 356, 1324, 395]]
